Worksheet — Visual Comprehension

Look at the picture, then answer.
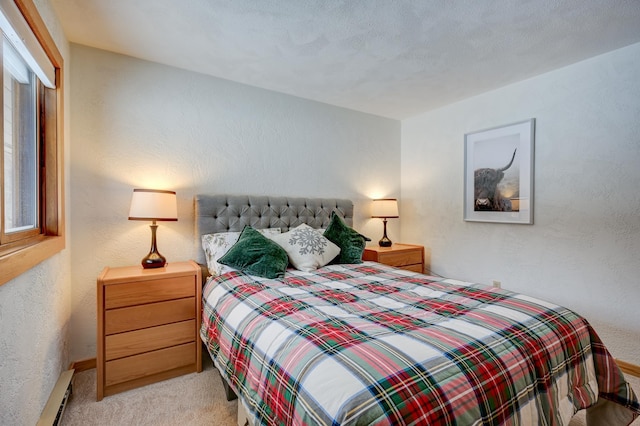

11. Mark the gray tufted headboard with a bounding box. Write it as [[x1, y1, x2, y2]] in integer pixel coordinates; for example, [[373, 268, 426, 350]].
[[195, 194, 353, 264]]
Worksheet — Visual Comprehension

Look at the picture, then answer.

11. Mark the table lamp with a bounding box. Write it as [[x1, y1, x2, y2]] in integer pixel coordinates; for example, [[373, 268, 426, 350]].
[[128, 189, 177, 268], [371, 198, 399, 247]]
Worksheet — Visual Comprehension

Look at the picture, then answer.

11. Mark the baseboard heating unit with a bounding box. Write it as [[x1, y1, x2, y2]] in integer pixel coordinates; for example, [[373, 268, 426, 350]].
[[37, 369, 74, 426]]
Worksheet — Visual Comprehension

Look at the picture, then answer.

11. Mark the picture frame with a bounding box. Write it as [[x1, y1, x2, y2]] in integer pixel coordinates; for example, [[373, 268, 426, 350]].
[[464, 119, 535, 224]]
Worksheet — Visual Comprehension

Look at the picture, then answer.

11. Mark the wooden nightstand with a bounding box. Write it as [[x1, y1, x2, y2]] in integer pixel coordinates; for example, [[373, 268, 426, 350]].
[[363, 244, 424, 273], [97, 261, 202, 400]]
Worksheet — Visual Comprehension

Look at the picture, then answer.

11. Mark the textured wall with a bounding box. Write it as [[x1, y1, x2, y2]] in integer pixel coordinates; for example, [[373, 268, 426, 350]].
[[68, 44, 400, 360], [0, 0, 71, 424], [401, 42, 640, 364]]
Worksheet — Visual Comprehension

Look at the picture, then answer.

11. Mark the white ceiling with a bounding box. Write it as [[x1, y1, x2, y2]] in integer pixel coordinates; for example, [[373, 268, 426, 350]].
[[51, 0, 640, 119]]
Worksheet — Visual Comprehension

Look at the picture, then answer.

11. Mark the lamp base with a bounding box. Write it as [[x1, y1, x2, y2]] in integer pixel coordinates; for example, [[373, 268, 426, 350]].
[[141, 251, 166, 269], [141, 222, 166, 268], [378, 218, 392, 247], [378, 237, 392, 247]]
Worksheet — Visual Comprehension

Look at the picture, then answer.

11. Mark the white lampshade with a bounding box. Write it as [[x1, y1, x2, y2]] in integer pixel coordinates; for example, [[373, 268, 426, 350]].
[[128, 189, 178, 221], [371, 198, 399, 218]]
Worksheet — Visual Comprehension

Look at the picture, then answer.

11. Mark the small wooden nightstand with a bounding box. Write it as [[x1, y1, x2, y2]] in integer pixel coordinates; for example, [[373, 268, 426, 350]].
[[363, 244, 424, 273], [96, 261, 202, 400]]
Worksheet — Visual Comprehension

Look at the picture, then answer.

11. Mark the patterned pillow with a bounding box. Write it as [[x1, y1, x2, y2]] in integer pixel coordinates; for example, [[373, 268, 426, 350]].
[[269, 224, 340, 272], [218, 226, 289, 279], [323, 212, 370, 264], [201, 228, 281, 276]]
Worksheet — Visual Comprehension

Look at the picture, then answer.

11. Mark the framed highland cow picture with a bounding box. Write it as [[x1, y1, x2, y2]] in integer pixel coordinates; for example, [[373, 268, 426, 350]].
[[464, 119, 535, 224]]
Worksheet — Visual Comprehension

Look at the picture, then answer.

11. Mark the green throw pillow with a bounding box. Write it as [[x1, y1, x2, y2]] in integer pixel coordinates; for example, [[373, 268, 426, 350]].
[[323, 212, 371, 264], [218, 226, 288, 279]]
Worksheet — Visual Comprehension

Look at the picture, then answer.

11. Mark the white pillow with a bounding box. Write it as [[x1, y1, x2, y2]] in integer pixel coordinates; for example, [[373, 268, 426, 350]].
[[269, 224, 340, 272], [202, 228, 281, 276]]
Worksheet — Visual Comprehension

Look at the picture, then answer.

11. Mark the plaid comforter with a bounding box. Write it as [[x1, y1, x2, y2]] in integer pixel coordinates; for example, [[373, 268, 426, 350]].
[[200, 263, 640, 425]]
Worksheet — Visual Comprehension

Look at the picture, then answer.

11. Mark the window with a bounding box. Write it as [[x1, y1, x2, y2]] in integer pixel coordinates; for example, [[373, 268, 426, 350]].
[[3, 36, 39, 241], [0, 0, 64, 286]]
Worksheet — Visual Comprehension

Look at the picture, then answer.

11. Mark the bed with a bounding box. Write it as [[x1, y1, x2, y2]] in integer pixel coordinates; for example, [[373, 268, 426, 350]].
[[196, 194, 640, 425]]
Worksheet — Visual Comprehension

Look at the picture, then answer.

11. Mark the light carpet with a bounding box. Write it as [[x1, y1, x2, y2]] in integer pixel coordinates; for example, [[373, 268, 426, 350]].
[[62, 357, 639, 425], [62, 356, 236, 426]]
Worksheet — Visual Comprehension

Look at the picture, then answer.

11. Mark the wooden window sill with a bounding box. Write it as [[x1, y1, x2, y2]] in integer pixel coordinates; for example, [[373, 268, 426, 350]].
[[0, 236, 65, 286]]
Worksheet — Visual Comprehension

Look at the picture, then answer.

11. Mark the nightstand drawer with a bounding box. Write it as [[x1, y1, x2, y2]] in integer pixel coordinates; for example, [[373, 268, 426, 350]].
[[401, 264, 424, 273], [105, 297, 195, 335], [105, 342, 196, 386], [377, 250, 422, 267], [105, 319, 196, 361], [105, 277, 194, 309]]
